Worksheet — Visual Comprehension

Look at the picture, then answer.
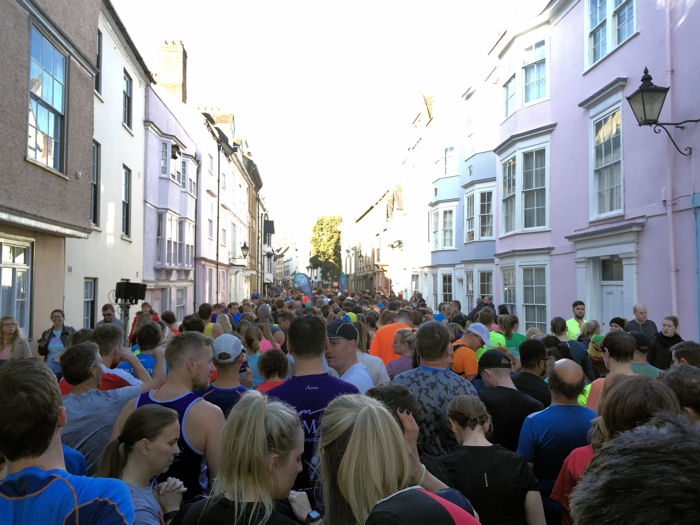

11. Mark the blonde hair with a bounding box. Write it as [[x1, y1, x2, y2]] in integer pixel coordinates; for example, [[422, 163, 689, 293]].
[[1, 317, 21, 347], [525, 327, 541, 339], [320, 394, 412, 525], [214, 390, 301, 524], [394, 329, 416, 354], [578, 320, 601, 340], [216, 314, 233, 335]]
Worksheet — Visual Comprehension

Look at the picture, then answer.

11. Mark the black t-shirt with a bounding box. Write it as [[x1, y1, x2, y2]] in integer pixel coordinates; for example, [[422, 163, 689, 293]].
[[174, 496, 298, 525], [479, 386, 543, 451], [439, 445, 538, 525], [512, 371, 551, 407]]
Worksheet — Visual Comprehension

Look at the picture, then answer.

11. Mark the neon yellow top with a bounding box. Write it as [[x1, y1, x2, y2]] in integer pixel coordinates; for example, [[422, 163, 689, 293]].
[[566, 317, 586, 340]]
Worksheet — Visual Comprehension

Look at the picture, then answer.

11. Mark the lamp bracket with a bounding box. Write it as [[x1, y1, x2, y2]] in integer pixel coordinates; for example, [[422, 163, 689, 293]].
[[652, 123, 694, 157]]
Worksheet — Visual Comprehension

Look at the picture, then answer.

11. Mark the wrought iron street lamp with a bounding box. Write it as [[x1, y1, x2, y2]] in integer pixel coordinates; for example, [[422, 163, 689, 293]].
[[240, 242, 249, 257], [626, 67, 700, 156]]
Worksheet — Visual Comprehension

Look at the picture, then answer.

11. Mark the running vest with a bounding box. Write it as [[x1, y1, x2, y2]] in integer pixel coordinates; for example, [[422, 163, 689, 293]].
[[135, 391, 204, 502]]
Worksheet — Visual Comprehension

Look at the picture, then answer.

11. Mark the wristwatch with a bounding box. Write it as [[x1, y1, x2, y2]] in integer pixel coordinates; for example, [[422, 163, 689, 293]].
[[304, 510, 322, 524]]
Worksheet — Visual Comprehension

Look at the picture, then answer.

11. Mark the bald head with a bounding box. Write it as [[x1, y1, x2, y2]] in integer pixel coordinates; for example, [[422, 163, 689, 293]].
[[549, 358, 585, 401], [633, 303, 648, 323]]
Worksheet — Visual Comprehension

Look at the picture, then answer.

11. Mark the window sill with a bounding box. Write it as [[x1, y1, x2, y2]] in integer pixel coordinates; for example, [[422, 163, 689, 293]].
[[121, 234, 133, 243], [90, 224, 102, 232], [464, 237, 495, 244], [122, 122, 134, 136], [589, 211, 624, 223], [24, 157, 69, 180], [499, 228, 550, 239], [94, 90, 104, 103], [582, 32, 640, 76]]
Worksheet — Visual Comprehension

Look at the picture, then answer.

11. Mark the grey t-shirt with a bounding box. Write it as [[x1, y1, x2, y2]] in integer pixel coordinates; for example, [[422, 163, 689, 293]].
[[393, 367, 477, 456], [127, 483, 163, 525], [96, 317, 125, 330], [357, 351, 390, 386], [61, 385, 141, 475]]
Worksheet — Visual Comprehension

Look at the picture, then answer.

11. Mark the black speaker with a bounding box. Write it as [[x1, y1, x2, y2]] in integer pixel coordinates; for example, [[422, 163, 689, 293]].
[[115, 282, 147, 302]]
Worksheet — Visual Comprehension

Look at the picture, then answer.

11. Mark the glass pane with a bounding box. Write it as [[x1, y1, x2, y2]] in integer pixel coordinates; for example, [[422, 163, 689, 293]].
[[53, 81, 63, 113], [53, 49, 64, 83], [1, 268, 14, 319], [30, 61, 42, 95], [13, 247, 26, 265], [31, 28, 42, 62], [42, 38, 53, 73]]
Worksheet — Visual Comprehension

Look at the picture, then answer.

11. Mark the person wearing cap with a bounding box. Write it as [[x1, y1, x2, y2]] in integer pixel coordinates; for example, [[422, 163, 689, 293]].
[[194, 334, 250, 417], [451, 322, 491, 381], [325, 320, 374, 393], [478, 349, 544, 452]]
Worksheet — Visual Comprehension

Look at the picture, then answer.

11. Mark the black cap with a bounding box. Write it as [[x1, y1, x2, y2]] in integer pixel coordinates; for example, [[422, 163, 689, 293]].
[[478, 348, 511, 373], [326, 320, 358, 341]]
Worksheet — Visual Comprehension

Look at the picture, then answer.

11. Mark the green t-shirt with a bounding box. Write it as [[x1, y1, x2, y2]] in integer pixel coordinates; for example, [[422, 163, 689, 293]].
[[476, 331, 507, 360], [504, 333, 526, 359]]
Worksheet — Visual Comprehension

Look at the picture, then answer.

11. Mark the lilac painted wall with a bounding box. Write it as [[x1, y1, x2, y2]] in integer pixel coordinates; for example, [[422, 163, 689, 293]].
[[492, 1, 699, 334]]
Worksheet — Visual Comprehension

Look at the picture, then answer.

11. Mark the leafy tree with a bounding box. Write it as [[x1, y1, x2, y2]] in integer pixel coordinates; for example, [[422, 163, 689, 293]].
[[310, 216, 342, 282]]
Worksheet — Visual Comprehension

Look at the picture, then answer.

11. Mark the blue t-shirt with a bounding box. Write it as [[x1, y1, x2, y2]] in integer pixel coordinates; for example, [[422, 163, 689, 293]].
[[117, 352, 165, 377], [62, 445, 87, 476], [245, 353, 264, 387], [47, 329, 64, 361], [0, 467, 134, 524], [267, 374, 358, 505], [516, 404, 595, 494], [433, 313, 446, 322], [194, 384, 248, 417]]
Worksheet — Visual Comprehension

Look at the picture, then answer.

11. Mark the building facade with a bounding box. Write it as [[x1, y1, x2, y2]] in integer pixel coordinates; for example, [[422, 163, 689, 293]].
[[64, 0, 152, 329], [0, 0, 100, 339]]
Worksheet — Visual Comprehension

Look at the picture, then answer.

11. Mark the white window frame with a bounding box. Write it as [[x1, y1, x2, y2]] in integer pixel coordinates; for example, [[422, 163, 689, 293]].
[[478, 269, 493, 299], [585, 0, 636, 68], [464, 182, 495, 243], [504, 75, 516, 118], [522, 40, 547, 104], [160, 141, 169, 177], [465, 270, 474, 312], [496, 255, 550, 335], [499, 135, 551, 236], [122, 165, 131, 236], [587, 91, 624, 220], [521, 266, 548, 333], [180, 158, 188, 188], [175, 288, 186, 321], [431, 203, 457, 251], [83, 278, 96, 329], [1, 239, 32, 337], [155, 212, 164, 264], [177, 219, 185, 266], [440, 272, 453, 304], [501, 267, 516, 316]]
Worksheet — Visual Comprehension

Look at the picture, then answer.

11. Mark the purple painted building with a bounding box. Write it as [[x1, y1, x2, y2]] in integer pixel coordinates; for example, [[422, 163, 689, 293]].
[[488, 0, 700, 336]]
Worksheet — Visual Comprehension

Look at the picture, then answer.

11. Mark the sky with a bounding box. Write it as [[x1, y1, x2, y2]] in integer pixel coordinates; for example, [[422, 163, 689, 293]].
[[112, 0, 531, 249]]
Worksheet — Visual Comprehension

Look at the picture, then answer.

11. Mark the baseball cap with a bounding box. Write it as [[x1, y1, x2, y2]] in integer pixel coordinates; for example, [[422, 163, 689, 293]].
[[212, 334, 244, 363], [327, 320, 358, 341], [467, 322, 492, 347], [478, 348, 511, 373]]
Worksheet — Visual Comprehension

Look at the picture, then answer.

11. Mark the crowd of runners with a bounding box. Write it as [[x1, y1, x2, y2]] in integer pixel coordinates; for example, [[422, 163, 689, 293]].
[[1, 288, 699, 524]]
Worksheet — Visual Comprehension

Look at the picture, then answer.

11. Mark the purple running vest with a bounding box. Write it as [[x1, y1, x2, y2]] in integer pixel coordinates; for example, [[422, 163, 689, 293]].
[[135, 391, 205, 502]]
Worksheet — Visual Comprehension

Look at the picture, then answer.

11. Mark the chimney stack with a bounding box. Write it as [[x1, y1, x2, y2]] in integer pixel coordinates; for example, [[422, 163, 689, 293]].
[[154, 40, 187, 103]]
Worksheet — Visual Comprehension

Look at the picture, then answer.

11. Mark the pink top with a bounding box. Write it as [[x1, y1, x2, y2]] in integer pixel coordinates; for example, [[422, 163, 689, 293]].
[[260, 339, 280, 353]]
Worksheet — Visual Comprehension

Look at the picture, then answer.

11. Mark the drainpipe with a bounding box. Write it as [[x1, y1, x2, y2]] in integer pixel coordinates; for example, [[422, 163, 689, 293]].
[[664, 3, 678, 316], [216, 144, 221, 302], [193, 152, 201, 313]]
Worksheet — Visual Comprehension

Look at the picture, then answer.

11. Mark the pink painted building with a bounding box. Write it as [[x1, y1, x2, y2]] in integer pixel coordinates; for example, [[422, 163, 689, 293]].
[[486, 0, 700, 336]]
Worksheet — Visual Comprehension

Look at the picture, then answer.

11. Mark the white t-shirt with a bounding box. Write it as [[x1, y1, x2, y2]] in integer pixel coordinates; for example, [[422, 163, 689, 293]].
[[341, 362, 374, 394], [357, 351, 390, 386]]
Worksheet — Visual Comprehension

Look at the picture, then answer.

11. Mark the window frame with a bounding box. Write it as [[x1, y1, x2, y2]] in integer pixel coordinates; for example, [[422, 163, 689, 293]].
[[499, 135, 551, 236], [522, 40, 547, 104], [522, 265, 548, 333], [27, 25, 67, 173], [504, 75, 516, 118], [122, 70, 132, 128], [501, 267, 516, 316], [441, 272, 453, 303], [95, 30, 102, 94], [496, 257, 550, 335], [155, 211, 164, 264], [175, 288, 186, 321], [83, 278, 97, 329], [464, 183, 495, 243], [431, 204, 457, 251], [91, 141, 100, 225], [588, 102, 624, 220], [122, 166, 131, 236], [160, 141, 169, 177], [0, 239, 33, 337], [585, 0, 636, 68]]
